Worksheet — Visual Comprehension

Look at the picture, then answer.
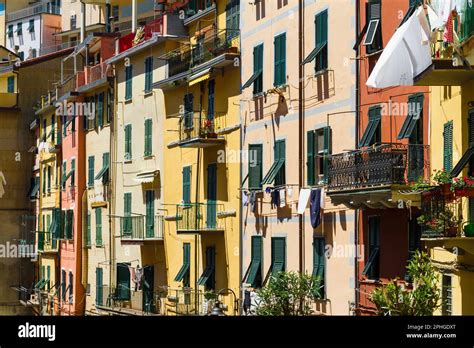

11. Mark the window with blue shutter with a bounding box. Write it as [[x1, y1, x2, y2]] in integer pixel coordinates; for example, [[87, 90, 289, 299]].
[[248, 144, 263, 189], [144, 119, 152, 156], [125, 65, 133, 100], [182, 166, 191, 204], [274, 33, 286, 86]]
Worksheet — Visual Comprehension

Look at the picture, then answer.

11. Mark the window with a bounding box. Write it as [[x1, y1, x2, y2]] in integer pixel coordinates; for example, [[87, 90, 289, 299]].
[[64, 210, 74, 240], [274, 33, 286, 87], [442, 275, 452, 315], [125, 65, 133, 100], [313, 237, 325, 299], [28, 19, 35, 33], [398, 94, 424, 140], [86, 212, 91, 248], [19, 52, 24, 61], [307, 127, 331, 185], [443, 121, 453, 172], [399, 0, 423, 26], [182, 166, 191, 204], [116, 263, 131, 300], [144, 119, 152, 156], [70, 158, 75, 187], [70, 15, 77, 29], [183, 94, 194, 129], [198, 247, 216, 290], [226, 0, 240, 39], [16, 22, 23, 36], [207, 80, 215, 120], [248, 144, 263, 190], [174, 243, 191, 287], [46, 266, 51, 291], [144, 57, 153, 93], [244, 236, 262, 287], [451, 110, 474, 177], [242, 44, 263, 94], [123, 193, 132, 235], [7, 25, 13, 38], [61, 161, 67, 190], [262, 140, 285, 185], [61, 269, 66, 301], [264, 237, 286, 284], [7, 76, 14, 93], [206, 163, 217, 229], [68, 271, 73, 304], [359, 106, 381, 147], [363, 216, 380, 280], [51, 115, 55, 143], [124, 124, 132, 160], [277, 0, 288, 9], [364, 1, 382, 53], [145, 190, 154, 238], [95, 208, 102, 246], [96, 268, 103, 306], [107, 89, 113, 123], [255, 0, 266, 21], [97, 92, 104, 128], [315, 10, 328, 72], [88, 156, 95, 187], [406, 216, 422, 281], [32, 49, 37, 58], [47, 166, 51, 193]]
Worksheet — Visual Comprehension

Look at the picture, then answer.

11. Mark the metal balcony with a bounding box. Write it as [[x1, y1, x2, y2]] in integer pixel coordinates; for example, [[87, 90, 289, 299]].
[[176, 203, 224, 233], [120, 215, 164, 243], [178, 111, 226, 148]]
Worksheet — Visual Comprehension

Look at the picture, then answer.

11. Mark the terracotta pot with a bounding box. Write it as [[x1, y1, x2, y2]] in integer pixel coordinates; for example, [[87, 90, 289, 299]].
[[440, 183, 451, 195]]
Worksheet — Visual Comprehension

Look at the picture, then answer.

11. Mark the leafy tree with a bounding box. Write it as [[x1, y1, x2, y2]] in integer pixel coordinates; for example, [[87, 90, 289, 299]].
[[371, 250, 442, 316], [255, 271, 320, 316]]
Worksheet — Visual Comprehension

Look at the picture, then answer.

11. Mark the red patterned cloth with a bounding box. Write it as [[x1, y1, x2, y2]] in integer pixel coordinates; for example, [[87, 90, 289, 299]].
[[444, 12, 454, 43]]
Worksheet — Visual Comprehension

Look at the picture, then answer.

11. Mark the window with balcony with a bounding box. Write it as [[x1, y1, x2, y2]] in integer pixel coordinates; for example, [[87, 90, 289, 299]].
[[262, 140, 286, 186], [451, 109, 474, 177], [96, 268, 103, 306], [307, 127, 331, 185], [363, 216, 380, 280], [359, 105, 381, 147], [274, 33, 286, 87], [226, 0, 239, 39], [123, 192, 132, 236], [244, 236, 262, 288], [313, 237, 325, 299], [183, 93, 194, 130], [116, 263, 131, 300], [145, 190, 154, 238]]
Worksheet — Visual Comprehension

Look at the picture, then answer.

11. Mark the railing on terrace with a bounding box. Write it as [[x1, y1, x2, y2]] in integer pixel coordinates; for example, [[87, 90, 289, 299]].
[[420, 188, 461, 238], [98, 286, 165, 315], [7, 3, 60, 22], [117, 17, 164, 53], [179, 111, 226, 143], [176, 203, 224, 232], [165, 29, 240, 78], [77, 63, 112, 88], [55, 75, 76, 98], [39, 41, 77, 57], [120, 215, 164, 241], [40, 91, 57, 109], [327, 143, 430, 192], [165, 288, 206, 316]]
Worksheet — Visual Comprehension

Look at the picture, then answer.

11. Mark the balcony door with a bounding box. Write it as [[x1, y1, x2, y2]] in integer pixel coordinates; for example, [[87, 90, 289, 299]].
[[207, 163, 217, 229], [143, 266, 154, 313]]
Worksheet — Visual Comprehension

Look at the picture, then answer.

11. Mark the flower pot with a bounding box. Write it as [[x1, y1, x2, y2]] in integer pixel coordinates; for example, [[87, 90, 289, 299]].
[[454, 189, 474, 197], [440, 183, 451, 195]]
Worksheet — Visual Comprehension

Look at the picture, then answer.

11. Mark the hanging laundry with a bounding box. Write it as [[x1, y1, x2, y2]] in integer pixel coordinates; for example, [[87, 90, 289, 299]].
[[250, 191, 257, 213], [287, 187, 293, 198], [134, 266, 143, 291], [279, 188, 286, 208], [265, 187, 272, 194], [242, 191, 249, 206], [271, 189, 280, 209], [444, 11, 454, 43], [128, 266, 136, 286], [310, 189, 322, 228], [320, 187, 326, 209], [297, 188, 311, 214]]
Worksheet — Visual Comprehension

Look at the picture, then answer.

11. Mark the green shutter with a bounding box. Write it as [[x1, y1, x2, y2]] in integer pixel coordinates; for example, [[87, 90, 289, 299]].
[[42, 167, 47, 195], [116, 263, 131, 300], [443, 121, 453, 172], [86, 211, 91, 247], [46, 266, 51, 290], [95, 208, 102, 246], [307, 131, 315, 186], [274, 33, 286, 86], [274, 140, 286, 185], [65, 210, 73, 240], [252, 44, 263, 94], [315, 10, 328, 72], [70, 159, 75, 187], [312, 237, 325, 298], [174, 243, 191, 284], [145, 57, 153, 93], [96, 268, 103, 306], [124, 193, 132, 234], [246, 236, 262, 287], [182, 166, 191, 204], [249, 144, 263, 189], [271, 237, 286, 275], [323, 127, 332, 183], [98, 92, 104, 128], [145, 190, 154, 238], [125, 65, 133, 100], [125, 124, 132, 160], [144, 119, 152, 156], [88, 156, 95, 187], [7, 76, 14, 93]]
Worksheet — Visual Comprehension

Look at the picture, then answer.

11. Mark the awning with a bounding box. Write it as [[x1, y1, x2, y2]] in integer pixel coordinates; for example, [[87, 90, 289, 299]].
[[188, 68, 211, 87], [261, 159, 285, 185], [133, 170, 159, 184], [366, 6, 432, 88], [451, 146, 474, 177]]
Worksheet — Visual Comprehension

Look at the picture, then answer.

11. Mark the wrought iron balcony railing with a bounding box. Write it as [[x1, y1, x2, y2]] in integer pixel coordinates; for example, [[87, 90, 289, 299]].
[[327, 143, 430, 192], [120, 215, 164, 241], [165, 28, 240, 78], [176, 203, 224, 232], [178, 111, 226, 145], [165, 288, 206, 316]]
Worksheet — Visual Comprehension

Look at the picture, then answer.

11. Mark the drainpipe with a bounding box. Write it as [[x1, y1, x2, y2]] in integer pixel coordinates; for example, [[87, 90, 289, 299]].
[[355, 0, 361, 314], [132, 0, 137, 33], [80, 1, 86, 43], [298, 0, 304, 273], [105, 0, 111, 33]]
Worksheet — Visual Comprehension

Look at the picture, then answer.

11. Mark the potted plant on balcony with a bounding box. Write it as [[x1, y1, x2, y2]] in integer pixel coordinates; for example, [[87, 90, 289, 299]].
[[201, 119, 216, 138], [417, 208, 460, 238], [432, 169, 452, 194], [451, 176, 474, 197], [203, 291, 218, 314], [408, 176, 430, 192]]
